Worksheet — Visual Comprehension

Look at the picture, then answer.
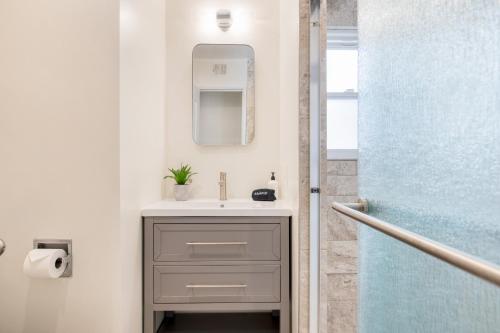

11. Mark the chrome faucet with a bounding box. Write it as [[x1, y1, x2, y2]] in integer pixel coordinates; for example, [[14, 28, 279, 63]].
[[219, 172, 227, 201]]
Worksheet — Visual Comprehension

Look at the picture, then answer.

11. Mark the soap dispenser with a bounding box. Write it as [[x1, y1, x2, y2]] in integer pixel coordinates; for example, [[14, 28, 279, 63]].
[[268, 172, 279, 199]]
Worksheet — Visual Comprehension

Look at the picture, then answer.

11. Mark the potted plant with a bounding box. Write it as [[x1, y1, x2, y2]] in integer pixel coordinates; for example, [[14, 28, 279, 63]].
[[164, 164, 197, 201]]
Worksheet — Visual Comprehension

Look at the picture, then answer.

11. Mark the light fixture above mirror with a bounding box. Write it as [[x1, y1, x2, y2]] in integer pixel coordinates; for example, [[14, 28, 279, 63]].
[[216, 9, 232, 31]]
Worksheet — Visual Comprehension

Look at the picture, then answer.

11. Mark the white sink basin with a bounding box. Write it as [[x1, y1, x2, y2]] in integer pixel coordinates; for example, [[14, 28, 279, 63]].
[[141, 199, 292, 217]]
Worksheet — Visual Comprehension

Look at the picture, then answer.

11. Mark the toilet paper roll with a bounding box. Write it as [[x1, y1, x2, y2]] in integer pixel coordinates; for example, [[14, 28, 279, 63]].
[[23, 249, 68, 279]]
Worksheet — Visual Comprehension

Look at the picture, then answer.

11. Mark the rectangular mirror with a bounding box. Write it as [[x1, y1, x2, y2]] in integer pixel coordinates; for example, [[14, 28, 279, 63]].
[[192, 44, 255, 145]]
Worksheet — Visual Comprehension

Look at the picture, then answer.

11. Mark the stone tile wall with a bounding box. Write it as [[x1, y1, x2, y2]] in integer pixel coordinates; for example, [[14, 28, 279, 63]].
[[326, 160, 358, 333], [327, 0, 357, 26], [324, 0, 359, 331], [298, 0, 311, 332]]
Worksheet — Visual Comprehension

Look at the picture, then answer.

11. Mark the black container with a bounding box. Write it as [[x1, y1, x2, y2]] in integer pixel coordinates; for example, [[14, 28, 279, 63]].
[[252, 189, 276, 201]]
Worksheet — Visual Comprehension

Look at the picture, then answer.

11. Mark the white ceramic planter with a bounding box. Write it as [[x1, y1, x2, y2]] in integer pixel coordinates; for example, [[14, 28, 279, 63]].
[[174, 184, 191, 201]]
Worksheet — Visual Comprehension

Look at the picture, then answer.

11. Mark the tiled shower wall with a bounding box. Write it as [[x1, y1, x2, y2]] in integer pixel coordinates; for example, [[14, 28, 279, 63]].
[[326, 160, 358, 332], [324, 1, 358, 332], [327, 0, 357, 26]]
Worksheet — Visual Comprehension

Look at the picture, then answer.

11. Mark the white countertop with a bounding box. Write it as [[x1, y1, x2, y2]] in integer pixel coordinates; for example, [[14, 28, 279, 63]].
[[141, 199, 293, 217]]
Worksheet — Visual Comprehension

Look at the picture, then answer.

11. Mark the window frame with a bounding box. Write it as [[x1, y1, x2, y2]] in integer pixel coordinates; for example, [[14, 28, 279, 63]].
[[327, 27, 359, 161]]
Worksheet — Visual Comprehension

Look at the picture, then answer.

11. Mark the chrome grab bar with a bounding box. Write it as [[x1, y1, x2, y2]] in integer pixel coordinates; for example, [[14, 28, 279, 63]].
[[332, 201, 500, 287], [186, 284, 247, 288], [186, 242, 248, 246], [0, 239, 5, 256]]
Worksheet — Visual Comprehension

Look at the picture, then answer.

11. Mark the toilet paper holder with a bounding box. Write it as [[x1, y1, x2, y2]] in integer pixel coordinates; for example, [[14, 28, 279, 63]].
[[33, 239, 72, 278]]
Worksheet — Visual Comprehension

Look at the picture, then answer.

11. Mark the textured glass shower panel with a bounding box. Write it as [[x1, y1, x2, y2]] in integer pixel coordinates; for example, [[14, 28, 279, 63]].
[[358, 1, 500, 332]]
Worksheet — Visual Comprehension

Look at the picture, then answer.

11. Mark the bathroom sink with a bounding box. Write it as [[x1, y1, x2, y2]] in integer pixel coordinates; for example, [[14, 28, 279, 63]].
[[141, 199, 292, 217]]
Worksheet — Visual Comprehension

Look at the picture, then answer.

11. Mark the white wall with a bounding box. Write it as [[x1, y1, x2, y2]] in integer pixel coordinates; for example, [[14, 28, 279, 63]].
[[0, 1, 120, 332], [164, 0, 282, 199], [119, 0, 166, 332], [279, 1, 300, 332]]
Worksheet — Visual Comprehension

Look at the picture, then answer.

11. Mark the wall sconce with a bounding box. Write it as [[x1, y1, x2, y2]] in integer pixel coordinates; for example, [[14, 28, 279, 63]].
[[216, 9, 232, 31]]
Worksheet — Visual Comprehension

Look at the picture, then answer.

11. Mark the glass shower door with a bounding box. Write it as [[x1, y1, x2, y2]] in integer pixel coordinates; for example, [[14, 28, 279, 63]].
[[357, 0, 500, 332]]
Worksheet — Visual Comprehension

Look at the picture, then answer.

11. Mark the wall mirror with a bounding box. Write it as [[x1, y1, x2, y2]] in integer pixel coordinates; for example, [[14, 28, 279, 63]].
[[192, 44, 255, 145]]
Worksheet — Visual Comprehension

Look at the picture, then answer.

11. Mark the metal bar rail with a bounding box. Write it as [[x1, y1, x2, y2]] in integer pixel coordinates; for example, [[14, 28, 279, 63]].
[[332, 200, 500, 287]]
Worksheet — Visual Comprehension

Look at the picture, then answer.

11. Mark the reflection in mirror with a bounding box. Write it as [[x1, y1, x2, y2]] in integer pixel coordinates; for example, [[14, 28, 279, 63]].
[[192, 44, 255, 145]]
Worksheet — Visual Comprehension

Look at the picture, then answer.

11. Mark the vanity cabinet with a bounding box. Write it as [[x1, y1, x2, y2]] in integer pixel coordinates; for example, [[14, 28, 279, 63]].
[[143, 216, 290, 333]]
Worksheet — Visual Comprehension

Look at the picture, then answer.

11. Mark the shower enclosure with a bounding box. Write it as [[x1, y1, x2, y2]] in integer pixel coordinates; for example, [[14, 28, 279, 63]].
[[352, 0, 500, 333], [310, 0, 500, 332], [354, 1, 500, 331]]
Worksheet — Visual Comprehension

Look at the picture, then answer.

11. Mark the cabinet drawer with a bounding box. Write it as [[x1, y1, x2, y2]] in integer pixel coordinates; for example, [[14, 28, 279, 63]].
[[153, 223, 280, 262], [153, 265, 281, 304]]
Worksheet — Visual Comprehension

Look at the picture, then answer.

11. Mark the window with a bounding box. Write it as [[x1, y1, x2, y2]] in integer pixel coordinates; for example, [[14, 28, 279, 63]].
[[327, 28, 358, 160]]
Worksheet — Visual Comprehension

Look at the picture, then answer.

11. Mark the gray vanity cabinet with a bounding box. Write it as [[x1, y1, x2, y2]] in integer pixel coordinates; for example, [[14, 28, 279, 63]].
[[143, 216, 290, 333]]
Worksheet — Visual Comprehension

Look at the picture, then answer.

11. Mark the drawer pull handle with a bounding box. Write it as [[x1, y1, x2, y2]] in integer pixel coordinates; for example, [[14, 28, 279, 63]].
[[186, 242, 248, 246], [186, 284, 248, 289]]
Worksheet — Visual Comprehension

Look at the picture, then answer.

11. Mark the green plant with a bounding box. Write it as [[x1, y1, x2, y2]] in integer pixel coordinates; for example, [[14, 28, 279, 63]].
[[164, 164, 197, 185]]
